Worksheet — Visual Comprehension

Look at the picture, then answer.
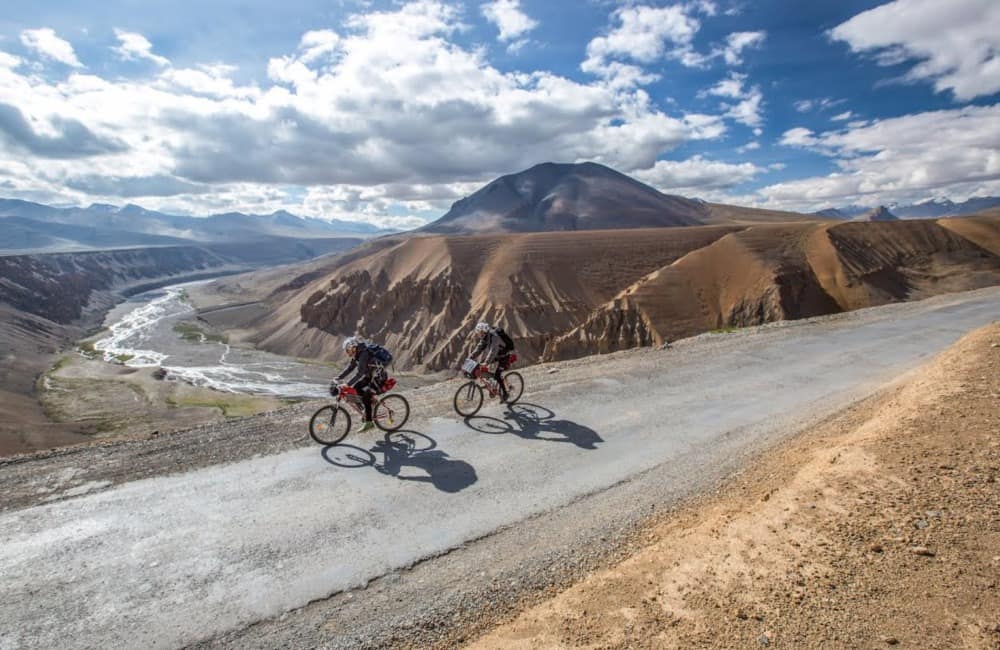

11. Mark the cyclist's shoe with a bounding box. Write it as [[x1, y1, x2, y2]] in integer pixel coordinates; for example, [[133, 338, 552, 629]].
[[359, 421, 375, 433]]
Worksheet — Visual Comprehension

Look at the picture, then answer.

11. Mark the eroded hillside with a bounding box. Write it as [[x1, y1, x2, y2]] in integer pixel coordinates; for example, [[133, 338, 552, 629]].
[[233, 216, 1000, 371]]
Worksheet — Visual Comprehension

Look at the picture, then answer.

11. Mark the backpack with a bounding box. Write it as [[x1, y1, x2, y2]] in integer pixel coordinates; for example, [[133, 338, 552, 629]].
[[366, 342, 393, 365], [495, 327, 515, 352]]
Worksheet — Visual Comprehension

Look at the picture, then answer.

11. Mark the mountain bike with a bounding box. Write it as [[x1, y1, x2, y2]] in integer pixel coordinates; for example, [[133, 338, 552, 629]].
[[309, 378, 410, 445], [453, 355, 524, 417]]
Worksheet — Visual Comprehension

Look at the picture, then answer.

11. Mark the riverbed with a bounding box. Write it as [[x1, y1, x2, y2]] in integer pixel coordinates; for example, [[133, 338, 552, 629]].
[[94, 283, 335, 398]]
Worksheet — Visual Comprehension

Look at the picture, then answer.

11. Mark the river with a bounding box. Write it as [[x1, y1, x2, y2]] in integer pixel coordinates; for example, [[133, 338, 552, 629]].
[[93, 283, 333, 398]]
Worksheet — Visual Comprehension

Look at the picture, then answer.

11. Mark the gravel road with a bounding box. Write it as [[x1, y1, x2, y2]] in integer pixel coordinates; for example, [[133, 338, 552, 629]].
[[1, 287, 998, 650]]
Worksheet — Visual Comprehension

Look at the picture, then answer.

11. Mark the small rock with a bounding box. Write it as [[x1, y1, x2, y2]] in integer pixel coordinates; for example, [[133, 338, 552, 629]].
[[882, 636, 899, 645], [547, 368, 559, 374], [909, 546, 935, 557], [758, 630, 773, 646], [913, 519, 928, 530], [869, 543, 884, 553]]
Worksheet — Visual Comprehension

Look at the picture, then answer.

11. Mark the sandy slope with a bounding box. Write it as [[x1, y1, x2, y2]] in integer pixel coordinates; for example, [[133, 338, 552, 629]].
[[465, 322, 1000, 650], [223, 216, 1000, 372]]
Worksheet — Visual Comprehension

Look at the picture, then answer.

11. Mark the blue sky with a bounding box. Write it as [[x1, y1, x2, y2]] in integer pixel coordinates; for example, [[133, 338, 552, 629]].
[[0, 0, 997, 226]]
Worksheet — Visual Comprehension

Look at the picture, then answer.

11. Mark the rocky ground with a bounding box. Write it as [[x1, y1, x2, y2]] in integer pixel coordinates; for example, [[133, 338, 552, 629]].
[[464, 322, 1000, 649]]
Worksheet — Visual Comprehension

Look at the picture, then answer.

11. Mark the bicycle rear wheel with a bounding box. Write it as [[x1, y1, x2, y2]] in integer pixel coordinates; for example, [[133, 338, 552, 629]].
[[309, 405, 351, 445], [454, 381, 484, 417], [374, 394, 410, 432], [503, 371, 524, 404]]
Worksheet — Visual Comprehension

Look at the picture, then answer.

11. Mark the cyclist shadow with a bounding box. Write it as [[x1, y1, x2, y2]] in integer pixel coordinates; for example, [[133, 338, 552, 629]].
[[464, 402, 603, 450], [321, 430, 477, 494]]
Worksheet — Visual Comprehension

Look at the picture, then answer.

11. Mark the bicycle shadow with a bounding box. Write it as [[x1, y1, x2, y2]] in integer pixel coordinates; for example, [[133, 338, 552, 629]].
[[321, 430, 477, 494], [463, 402, 603, 450]]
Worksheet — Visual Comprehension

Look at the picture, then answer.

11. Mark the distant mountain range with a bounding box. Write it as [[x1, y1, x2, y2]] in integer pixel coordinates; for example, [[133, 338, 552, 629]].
[[815, 197, 1000, 220], [0, 199, 396, 252]]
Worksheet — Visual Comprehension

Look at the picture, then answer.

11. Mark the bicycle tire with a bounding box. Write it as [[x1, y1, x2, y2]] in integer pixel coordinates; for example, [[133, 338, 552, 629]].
[[503, 371, 524, 404], [309, 405, 351, 445], [454, 380, 484, 417], [374, 394, 410, 432]]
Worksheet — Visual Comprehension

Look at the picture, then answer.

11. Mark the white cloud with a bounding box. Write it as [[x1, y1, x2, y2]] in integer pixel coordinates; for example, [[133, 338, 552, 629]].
[[760, 103, 1000, 209], [0, 0, 733, 226], [830, 0, 1000, 100], [633, 155, 764, 196], [112, 29, 170, 67], [583, 4, 705, 77], [779, 127, 818, 147], [481, 0, 538, 44], [831, 110, 853, 121], [793, 97, 844, 113], [704, 72, 763, 127], [737, 140, 760, 152], [719, 30, 765, 65], [20, 28, 83, 68]]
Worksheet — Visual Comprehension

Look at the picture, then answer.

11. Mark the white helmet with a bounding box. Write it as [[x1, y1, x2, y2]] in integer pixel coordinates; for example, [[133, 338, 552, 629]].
[[474, 322, 491, 334], [342, 336, 361, 353]]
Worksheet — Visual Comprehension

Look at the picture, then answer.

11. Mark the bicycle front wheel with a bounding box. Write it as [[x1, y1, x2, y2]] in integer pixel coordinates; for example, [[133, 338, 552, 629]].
[[309, 405, 351, 445], [374, 394, 410, 432], [454, 381, 484, 417], [503, 371, 524, 404]]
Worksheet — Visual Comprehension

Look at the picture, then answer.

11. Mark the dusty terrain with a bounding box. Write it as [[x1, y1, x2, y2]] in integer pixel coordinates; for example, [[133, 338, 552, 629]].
[[465, 322, 1000, 650], [0, 240, 361, 455], [200, 216, 1000, 372], [1, 289, 997, 650]]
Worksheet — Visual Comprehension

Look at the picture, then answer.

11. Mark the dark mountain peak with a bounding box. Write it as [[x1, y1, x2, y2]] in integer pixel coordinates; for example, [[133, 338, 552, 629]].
[[814, 207, 847, 219], [423, 161, 706, 234], [856, 205, 899, 222]]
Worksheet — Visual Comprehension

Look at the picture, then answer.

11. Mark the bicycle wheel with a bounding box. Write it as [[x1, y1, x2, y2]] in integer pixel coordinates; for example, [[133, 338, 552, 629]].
[[503, 371, 524, 404], [454, 381, 484, 417], [374, 394, 410, 432], [309, 405, 351, 445]]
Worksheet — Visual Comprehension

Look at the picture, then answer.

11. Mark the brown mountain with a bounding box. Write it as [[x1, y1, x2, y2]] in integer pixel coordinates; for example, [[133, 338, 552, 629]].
[[203, 216, 1000, 371], [421, 162, 822, 234], [855, 205, 899, 222]]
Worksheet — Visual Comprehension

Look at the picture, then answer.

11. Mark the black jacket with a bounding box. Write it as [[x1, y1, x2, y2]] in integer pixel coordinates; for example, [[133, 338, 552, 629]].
[[472, 328, 512, 364], [336, 346, 377, 387]]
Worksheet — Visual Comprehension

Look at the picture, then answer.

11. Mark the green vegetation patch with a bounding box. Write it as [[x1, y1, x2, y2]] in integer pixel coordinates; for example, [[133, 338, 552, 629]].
[[114, 353, 135, 364], [78, 341, 101, 359], [173, 321, 228, 345], [709, 326, 740, 334], [166, 394, 268, 419]]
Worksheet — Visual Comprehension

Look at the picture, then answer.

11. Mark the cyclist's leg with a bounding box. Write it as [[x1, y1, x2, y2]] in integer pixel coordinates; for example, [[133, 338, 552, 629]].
[[355, 378, 374, 422], [494, 357, 509, 401]]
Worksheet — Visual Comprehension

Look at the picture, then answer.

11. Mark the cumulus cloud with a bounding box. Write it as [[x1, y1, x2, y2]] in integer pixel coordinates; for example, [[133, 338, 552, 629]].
[[760, 104, 1000, 209], [583, 4, 705, 77], [0, 103, 127, 158], [112, 29, 170, 67], [633, 155, 764, 195], [704, 72, 763, 127], [481, 0, 537, 46], [830, 0, 1000, 100], [718, 30, 765, 65], [831, 110, 853, 121], [0, 0, 732, 226], [20, 28, 83, 68]]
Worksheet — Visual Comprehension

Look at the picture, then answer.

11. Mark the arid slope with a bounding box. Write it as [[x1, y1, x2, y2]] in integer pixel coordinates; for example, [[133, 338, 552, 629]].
[[465, 321, 1000, 650], [223, 216, 1000, 371], [547, 217, 1000, 358]]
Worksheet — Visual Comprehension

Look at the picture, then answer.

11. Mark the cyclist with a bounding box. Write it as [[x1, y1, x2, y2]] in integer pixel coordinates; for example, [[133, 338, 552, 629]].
[[331, 336, 389, 432], [470, 322, 515, 402]]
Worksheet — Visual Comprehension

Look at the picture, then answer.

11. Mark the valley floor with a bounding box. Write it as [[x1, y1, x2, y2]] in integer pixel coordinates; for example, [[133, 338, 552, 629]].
[[463, 322, 1000, 649]]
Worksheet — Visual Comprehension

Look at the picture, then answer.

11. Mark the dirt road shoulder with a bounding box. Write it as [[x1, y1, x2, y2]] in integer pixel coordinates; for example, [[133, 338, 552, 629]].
[[465, 322, 1000, 649]]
